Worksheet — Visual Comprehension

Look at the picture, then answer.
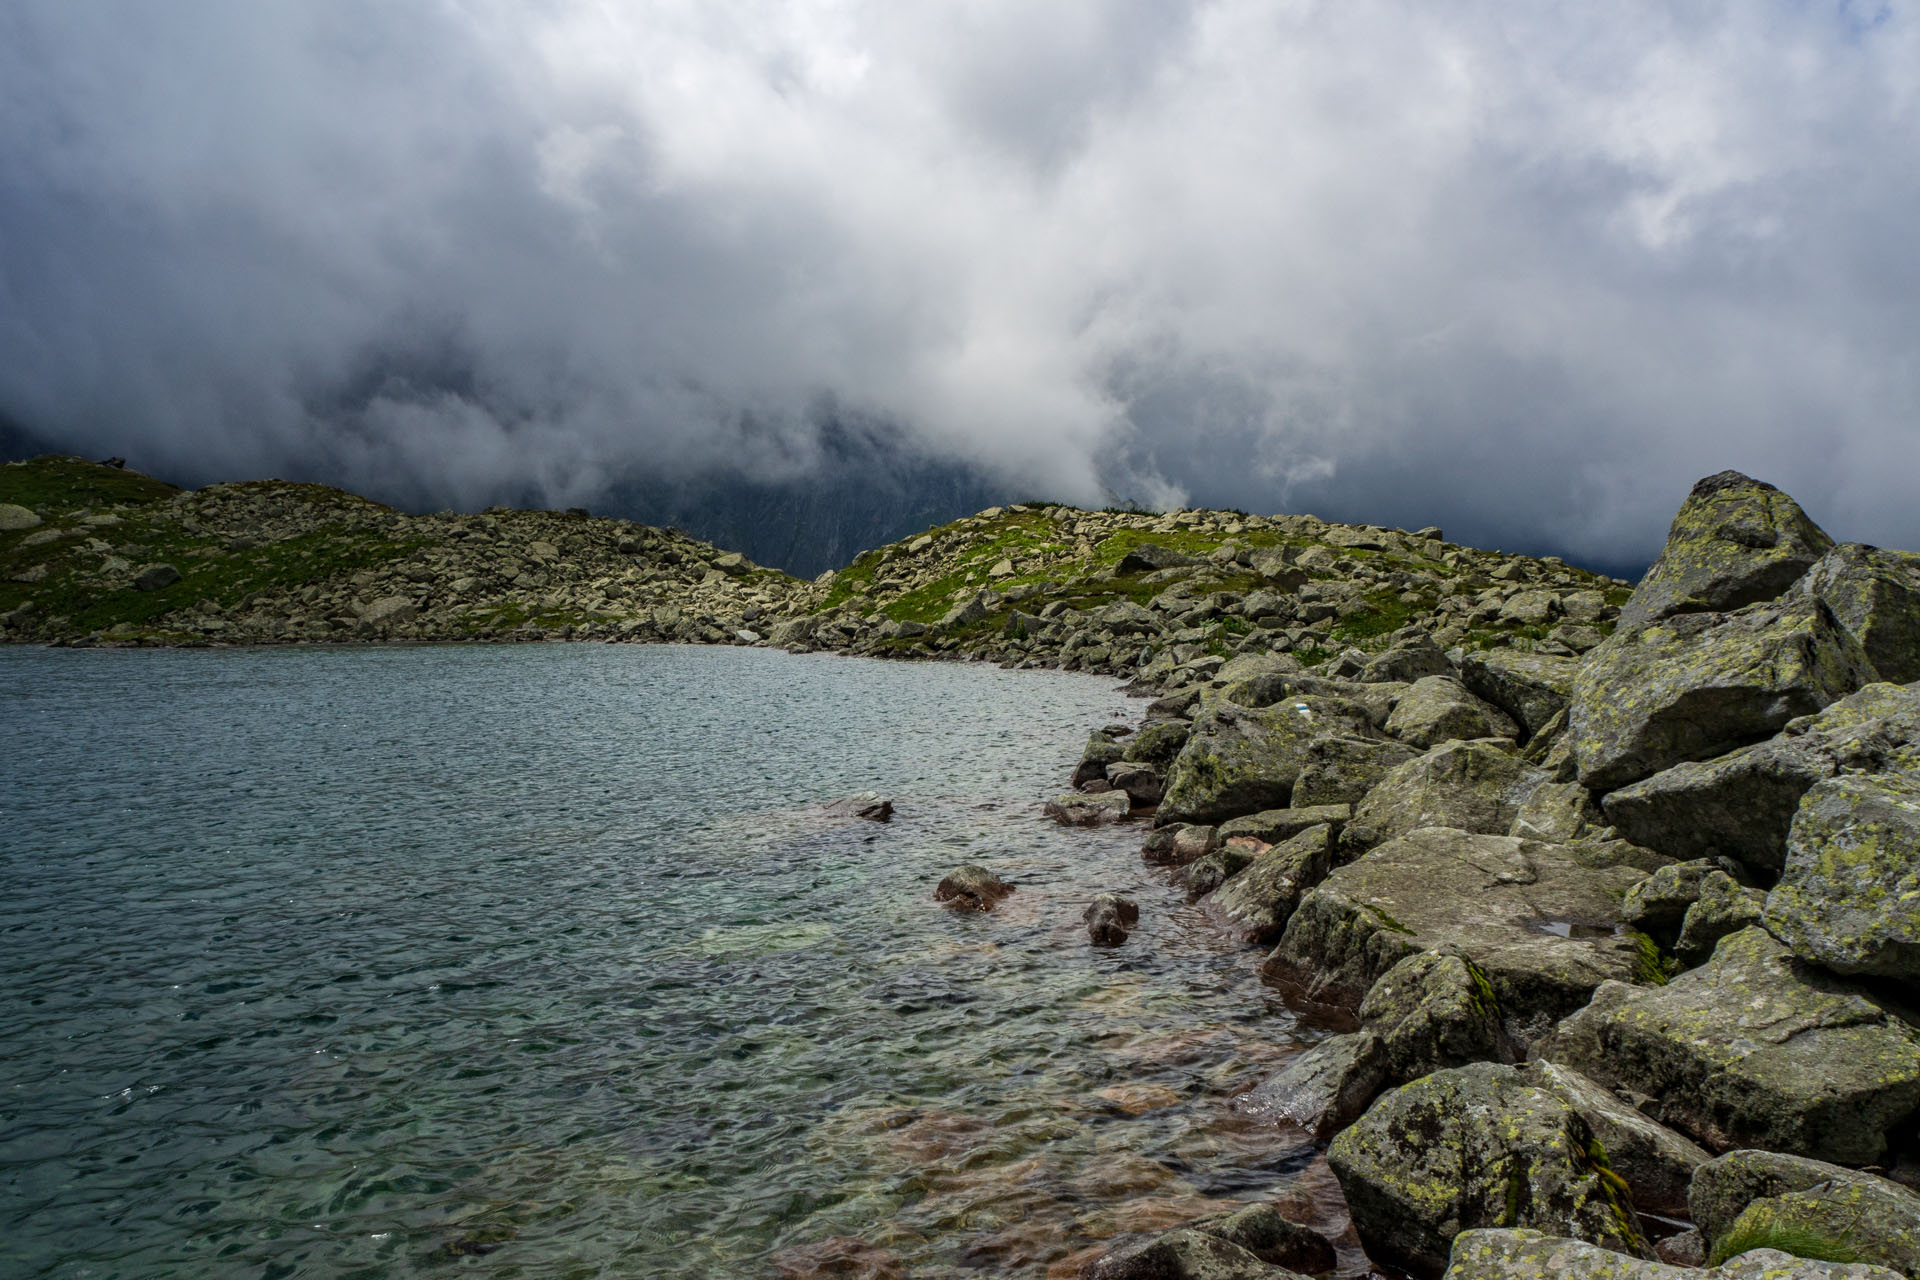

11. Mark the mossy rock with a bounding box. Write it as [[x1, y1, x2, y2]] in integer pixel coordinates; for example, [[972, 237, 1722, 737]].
[[1158, 696, 1376, 826], [1765, 771, 1920, 981], [1205, 823, 1334, 944], [1444, 1227, 1905, 1280], [1344, 740, 1549, 855], [1710, 1174, 1920, 1275]]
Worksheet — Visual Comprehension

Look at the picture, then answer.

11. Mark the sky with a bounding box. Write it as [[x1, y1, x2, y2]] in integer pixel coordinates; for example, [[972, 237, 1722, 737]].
[[2, 1, 1917, 569]]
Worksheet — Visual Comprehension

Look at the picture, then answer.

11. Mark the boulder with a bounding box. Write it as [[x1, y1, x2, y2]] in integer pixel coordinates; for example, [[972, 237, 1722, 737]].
[[1622, 860, 1735, 943], [1158, 697, 1375, 826], [1231, 1030, 1390, 1142], [1086, 894, 1141, 947], [939, 591, 992, 629], [823, 793, 895, 821], [1126, 721, 1193, 767], [1047, 790, 1134, 826], [1141, 823, 1217, 866], [1100, 600, 1163, 636], [1602, 682, 1920, 880], [1443, 1228, 1903, 1280], [1265, 829, 1653, 1036], [1328, 1062, 1648, 1277], [1765, 771, 1920, 981], [934, 866, 1013, 911], [1358, 950, 1513, 1080], [1217, 805, 1352, 846], [1708, 1169, 1920, 1275], [1615, 471, 1835, 634], [133, 562, 181, 592], [1520, 1060, 1710, 1221], [1206, 825, 1334, 944], [1107, 761, 1168, 806], [1359, 635, 1455, 684], [1386, 676, 1520, 749], [1690, 1151, 1905, 1250], [1180, 1203, 1338, 1276], [1185, 838, 1264, 898], [1076, 730, 1132, 787], [1795, 544, 1920, 683], [361, 594, 418, 625], [1569, 600, 1876, 794], [1457, 650, 1580, 744], [1290, 734, 1418, 808], [1537, 927, 1920, 1164], [1673, 875, 1764, 966], [1081, 1226, 1310, 1280], [1342, 741, 1549, 855], [1509, 781, 1608, 845], [0, 501, 41, 531], [1117, 543, 1206, 574]]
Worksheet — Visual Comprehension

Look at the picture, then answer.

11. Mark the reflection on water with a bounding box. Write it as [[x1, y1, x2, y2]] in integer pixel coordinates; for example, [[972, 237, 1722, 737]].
[[0, 644, 1349, 1278]]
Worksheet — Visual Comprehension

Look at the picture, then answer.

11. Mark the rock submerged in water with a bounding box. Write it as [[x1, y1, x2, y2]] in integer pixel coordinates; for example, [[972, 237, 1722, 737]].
[[1085, 893, 1139, 946], [823, 793, 894, 821], [934, 865, 1012, 911]]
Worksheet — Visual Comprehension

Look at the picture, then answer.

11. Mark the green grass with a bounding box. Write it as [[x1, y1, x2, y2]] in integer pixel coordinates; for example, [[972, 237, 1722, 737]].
[[1710, 1222, 1860, 1268], [1329, 590, 1423, 647], [0, 456, 181, 511]]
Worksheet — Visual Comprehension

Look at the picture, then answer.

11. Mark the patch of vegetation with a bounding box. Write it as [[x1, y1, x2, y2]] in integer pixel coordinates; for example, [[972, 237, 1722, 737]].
[[0, 456, 180, 511], [1330, 590, 1421, 647], [1710, 1222, 1860, 1268], [1628, 930, 1681, 986]]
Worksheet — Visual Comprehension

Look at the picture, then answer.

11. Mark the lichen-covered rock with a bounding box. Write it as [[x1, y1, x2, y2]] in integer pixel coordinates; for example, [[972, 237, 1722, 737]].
[[1765, 771, 1920, 981], [1263, 829, 1654, 1037], [1794, 543, 1920, 684], [1231, 1030, 1390, 1142], [1081, 1225, 1312, 1280], [1358, 950, 1512, 1079], [1290, 734, 1419, 808], [1207, 824, 1334, 944], [1359, 634, 1455, 684], [1711, 1173, 1920, 1275], [1520, 1061, 1710, 1221], [1142, 823, 1217, 866], [1673, 875, 1764, 966], [1569, 600, 1876, 794], [1602, 682, 1920, 879], [1537, 927, 1920, 1164], [1327, 1062, 1648, 1277], [934, 865, 1013, 911], [1444, 1228, 1903, 1280], [1386, 677, 1520, 749], [1621, 860, 1728, 939], [0, 501, 42, 531], [1689, 1151, 1894, 1248], [1457, 649, 1581, 744], [1182, 1203, 1339, 1276], [1217, 804, 1351, 845], [1075, 730, 1131, 787], [1342, 741, 1548, 855], [1157, 697, 1376, 826], [1510, 780, 1609, 845], [1615, 471, 1835, 634], [1125, 720, 1194, 767], [1107, 760, 1168, 806], [1047, 789, 1133, 826], [1185, 838, 1263, 898]]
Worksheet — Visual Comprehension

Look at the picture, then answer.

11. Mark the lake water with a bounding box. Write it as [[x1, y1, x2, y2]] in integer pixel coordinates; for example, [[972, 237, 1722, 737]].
[[0, 644, 1339, 1279]]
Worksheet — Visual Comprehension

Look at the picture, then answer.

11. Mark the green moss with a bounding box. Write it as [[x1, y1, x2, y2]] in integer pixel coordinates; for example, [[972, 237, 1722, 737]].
[[1710, 1222, 1861, 1268], [1627, 929, 1681, 986], [1365, 903, 1416, 936]]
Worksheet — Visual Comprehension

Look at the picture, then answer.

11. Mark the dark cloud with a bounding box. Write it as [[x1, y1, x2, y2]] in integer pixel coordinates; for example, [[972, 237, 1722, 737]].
[[2, 1, 1916, 567]]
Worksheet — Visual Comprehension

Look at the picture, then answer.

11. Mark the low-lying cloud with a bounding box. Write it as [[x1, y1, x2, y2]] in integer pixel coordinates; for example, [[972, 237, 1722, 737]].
[[2, 1, 1916, 567]]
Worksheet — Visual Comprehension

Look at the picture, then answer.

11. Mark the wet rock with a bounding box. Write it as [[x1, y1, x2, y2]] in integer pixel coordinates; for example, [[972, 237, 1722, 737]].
[[1047, 790, 1134, 826], [1206, 825, 1334, 944], [1602, 682, 1920, 880], [1108, 761, 1169, 806], [1328, 1062, 1648, 1277], [1444, 1228, 1902, 1280], [935, 866, 1013, 911], [771, 1235, 905, 1280], [1385, 676, 1520, 749], [1184, 1202, 1339, 1275], [0, 501, 41, 531], [1081, 1225, 1309, 1279], [1290, 735, 1418, 808], [1795, 543, 1920, 683], [1158, 696, 1375, 826], [1359, 950, 1513, 1081], [1615, 471, 1835, 634], [1457, 649, 1580, 744], [1231, 1030, 1390, 1142], [1342, 741, 1549, 855], [1538, 927, 1920, 1164], [1519, 1060, 1710, 1221], [1570, 600, 1876, 794], [824, 792, 895, 821], [1142, 823, 1218, 866], [133, 562, 180, 591], [1264, 828, 1654, 1036], [1087, 893, 1141, 946], [1765, 771, 1920, 981]]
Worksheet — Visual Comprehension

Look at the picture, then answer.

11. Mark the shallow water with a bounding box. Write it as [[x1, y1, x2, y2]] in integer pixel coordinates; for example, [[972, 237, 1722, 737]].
[[1, 644, 1339, 1278]]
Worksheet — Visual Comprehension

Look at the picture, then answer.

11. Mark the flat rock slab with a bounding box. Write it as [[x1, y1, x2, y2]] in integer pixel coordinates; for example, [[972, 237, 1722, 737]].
[[1263, 828, 1653, 1031], [1045, 790, 1132, 826], [1537, 926, 1920, 1165], [1444, 1229, 1903, 1280]]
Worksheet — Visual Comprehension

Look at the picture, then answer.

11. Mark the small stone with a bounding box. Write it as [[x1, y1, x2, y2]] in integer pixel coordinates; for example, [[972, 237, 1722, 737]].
[[1085, 893, 1140, 946], [133, 563, 180, 591], [934, 865, 1012, 911]]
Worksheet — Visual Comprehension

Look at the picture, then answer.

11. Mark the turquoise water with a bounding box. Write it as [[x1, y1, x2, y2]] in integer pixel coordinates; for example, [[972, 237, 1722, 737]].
[[0, 645, 1333, 1279]]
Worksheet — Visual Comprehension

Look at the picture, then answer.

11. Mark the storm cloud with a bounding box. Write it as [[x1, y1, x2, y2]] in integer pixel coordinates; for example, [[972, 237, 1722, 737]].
[[2, 1, 1917, 567]]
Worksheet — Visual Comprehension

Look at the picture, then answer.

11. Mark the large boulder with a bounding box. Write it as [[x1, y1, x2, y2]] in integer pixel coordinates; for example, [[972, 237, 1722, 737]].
[[1457, 650, 1580, 745], [1125, 721, 1193, 767], [0, 501, 41, 531], [1075, 730, 1131, 787], [1601, 682, 1920, 880], [1328, 1062, 1648, 1277], [1217, 804, 1351, 845], [1047, 790, 1133, 826], [1709, 1171, 1920, 1275], [1794, 544, 1920, 684], [1290, 734, 1418, 807], [1117, 543, 1205, 574], [1537, 927, 1920, 1164], [1569, 600, 1876, 794], [1359, 634, 1455, 684], [1386, 677, 1519, 749], [1231, 1030, 1389, 1141], [1358, 950, 1513, 1080], [1672, 874, 1764, 966], [1206, 824, 1334, 944], [1158, 697, 1374, 826], [1509, 781, 1608, 845], [1519, 1060, 1711, 1221], [1615, 471, 1835, 634], [1443, 1228, 1903, 1280], [1765, 771, 1920, 981], [1342, 741, 1548, 854], [1263, 829, 1655, 1038]]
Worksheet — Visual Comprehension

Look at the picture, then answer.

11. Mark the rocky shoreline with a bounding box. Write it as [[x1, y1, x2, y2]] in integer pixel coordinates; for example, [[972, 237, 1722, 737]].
[[9, 457, 1920, 1279]]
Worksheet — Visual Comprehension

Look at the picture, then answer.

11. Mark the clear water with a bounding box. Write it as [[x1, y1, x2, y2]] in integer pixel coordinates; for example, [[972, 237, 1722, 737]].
[[0, 645, 1338, 1279]]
